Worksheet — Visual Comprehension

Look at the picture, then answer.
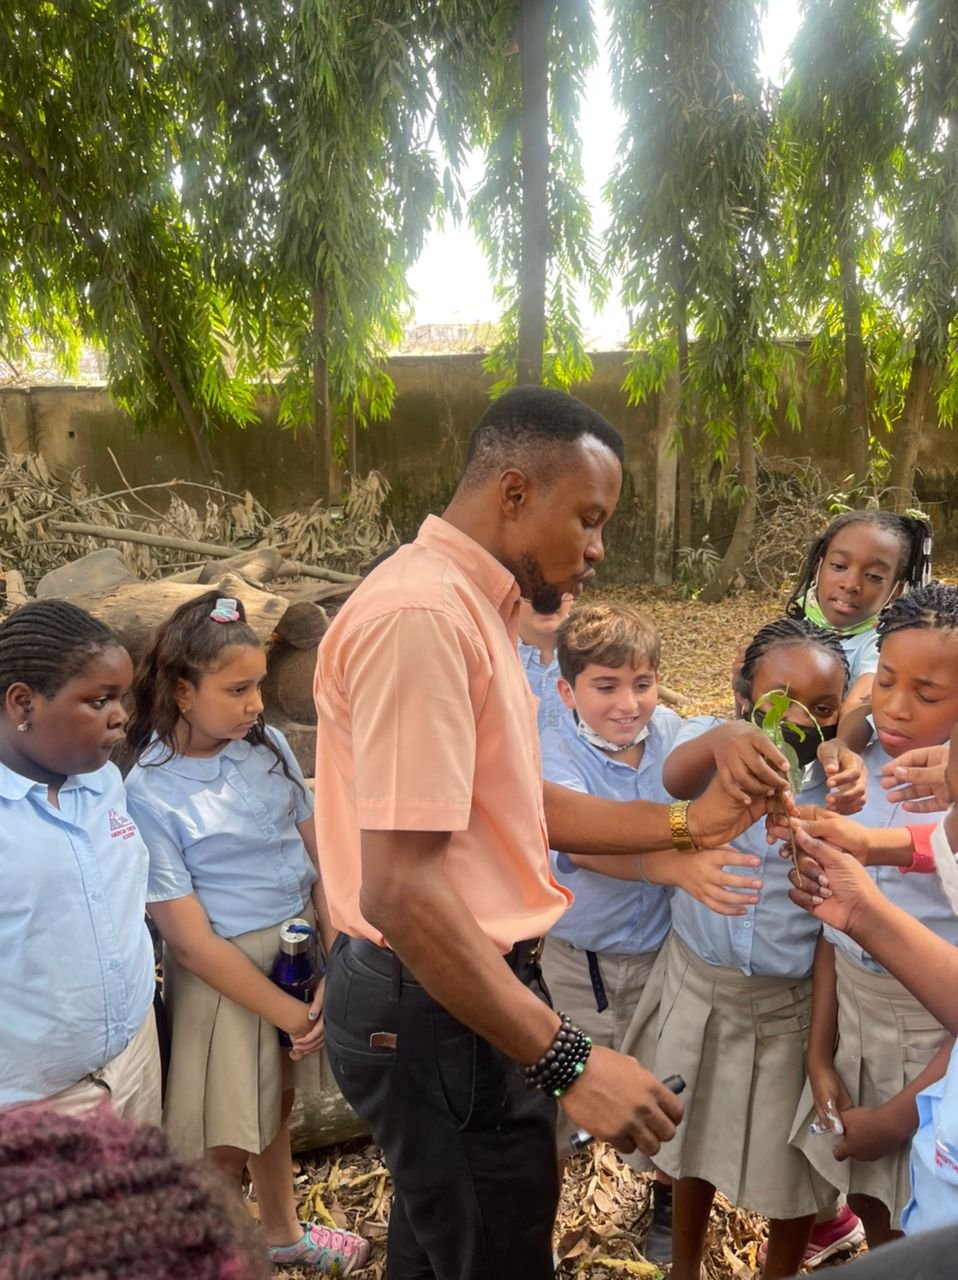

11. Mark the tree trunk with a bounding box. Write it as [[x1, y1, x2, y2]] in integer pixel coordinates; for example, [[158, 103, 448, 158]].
[[312, 287, 333, 501], [653, 369, 679, 584], [701, 407, 757, 602], [839, 239, 869, 487], [889, 351, 933, 512], [516, 0, 551, 385], [675, 298, 692, 549], [345, 401, 357, 475]]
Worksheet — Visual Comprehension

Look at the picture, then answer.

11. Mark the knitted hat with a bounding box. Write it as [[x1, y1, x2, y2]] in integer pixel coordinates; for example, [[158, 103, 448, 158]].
[[0, 1105, 269, 1279]]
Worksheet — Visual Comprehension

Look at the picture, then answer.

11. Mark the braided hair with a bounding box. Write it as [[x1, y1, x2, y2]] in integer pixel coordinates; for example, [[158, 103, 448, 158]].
[[785, 511, 933, 619], [0, 600, 119, 700], [0, 1106, 269, 1279], [123, 590, 300, 791], [734, 616, 850, 713], [877, 580, 958, 646]]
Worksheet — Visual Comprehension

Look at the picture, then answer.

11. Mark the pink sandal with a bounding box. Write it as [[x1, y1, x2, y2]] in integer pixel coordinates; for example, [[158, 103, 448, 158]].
[[267, 1221, 370, 1274]]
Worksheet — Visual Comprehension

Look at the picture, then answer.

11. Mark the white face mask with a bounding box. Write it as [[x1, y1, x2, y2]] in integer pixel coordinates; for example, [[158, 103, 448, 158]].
[[575, 712, 650, 754]]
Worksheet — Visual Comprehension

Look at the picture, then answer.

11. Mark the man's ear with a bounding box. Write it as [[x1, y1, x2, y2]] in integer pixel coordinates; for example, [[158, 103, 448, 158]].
[[557, 677, 576, 711], [497, 467, 531, 522]]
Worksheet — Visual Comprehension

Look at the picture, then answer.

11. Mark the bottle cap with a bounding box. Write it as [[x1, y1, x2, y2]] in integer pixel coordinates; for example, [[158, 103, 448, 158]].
[[278, 918, 315, 956]]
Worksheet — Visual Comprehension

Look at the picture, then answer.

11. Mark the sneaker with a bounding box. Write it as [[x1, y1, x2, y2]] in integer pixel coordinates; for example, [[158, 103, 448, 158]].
[[642, 1181, 673, 1267], [267, 1221, 371, 1274], [758, 1205, 865, 1269]]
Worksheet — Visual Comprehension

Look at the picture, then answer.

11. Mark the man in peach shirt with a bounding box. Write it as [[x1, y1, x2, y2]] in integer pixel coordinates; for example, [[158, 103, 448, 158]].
[[313, 387, 770, 1279]]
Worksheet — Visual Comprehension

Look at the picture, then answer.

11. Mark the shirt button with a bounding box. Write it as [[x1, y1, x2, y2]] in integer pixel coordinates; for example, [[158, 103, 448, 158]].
[[92, 892, 102, 902], [743, 921, 752, 928], [109, 960, 119, 970]]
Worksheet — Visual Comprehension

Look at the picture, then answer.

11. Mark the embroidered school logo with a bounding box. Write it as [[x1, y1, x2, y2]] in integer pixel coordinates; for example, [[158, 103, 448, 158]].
[[109, 808, 137, 840]]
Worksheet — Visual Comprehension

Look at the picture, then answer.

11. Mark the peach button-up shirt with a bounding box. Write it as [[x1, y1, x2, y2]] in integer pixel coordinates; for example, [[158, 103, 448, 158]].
[[313, 514, 572, 953]]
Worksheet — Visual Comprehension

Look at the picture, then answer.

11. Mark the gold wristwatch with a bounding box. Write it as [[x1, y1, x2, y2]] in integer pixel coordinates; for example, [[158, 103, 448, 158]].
[[669, 800, 698, 851]]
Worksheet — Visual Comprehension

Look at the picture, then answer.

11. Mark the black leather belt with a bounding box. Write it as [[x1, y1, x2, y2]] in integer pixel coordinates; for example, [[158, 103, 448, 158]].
[[346, 934, 544, 987]]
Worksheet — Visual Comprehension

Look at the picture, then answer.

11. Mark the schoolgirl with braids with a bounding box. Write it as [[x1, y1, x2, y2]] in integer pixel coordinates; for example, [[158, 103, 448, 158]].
[[785, 509, 933, 691], [792, 582, 958, 1253], [0, 600, 160, 1121], [124, 591, 369, 1275], [634, 617, 855, 1280]]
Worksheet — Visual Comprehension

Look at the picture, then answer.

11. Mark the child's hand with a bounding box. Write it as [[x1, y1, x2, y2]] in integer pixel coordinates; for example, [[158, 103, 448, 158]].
[[670, 847, 763, 915], [787, 827, 882, 932], [880, 743, 950, 812], [807, 1059, 852, 1137], [711, 721, 790, 804], [289, 977, 326, 1061], [818, 741, 866, 814], [768, 805, 872, 866], [833, 1101, 912, 1163]]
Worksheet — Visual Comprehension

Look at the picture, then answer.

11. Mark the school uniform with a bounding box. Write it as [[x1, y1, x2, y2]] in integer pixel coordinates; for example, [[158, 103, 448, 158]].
[[838, 627, 879, 684], [792, 741, 958, 1226], [0, 759, 159, 1120], [126, 728, 323, 1159], [518, 640, 565, 735], [623, 715, 832, 1218]]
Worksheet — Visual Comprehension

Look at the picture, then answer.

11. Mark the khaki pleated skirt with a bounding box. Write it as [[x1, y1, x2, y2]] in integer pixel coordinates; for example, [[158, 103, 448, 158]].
[[789, 948, 947, 1227], [162, 902, 329, 1160], [628, 930, 832, 1218]]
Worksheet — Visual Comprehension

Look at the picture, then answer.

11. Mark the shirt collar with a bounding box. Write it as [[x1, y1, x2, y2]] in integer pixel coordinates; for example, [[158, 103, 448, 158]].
[[139, 734, 254, 781], [0, 757, 109, 799], [416, 515, 520, 623]]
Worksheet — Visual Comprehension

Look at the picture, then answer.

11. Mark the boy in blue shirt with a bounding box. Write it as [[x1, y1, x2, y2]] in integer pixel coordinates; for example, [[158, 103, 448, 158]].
[[518, 593, 573, 735], [541, 601, 680, 1261]]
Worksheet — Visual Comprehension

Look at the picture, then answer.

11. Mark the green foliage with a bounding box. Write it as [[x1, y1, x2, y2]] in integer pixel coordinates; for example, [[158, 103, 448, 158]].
[[750, 688, 823, 794], [675, 538, 721, 600]]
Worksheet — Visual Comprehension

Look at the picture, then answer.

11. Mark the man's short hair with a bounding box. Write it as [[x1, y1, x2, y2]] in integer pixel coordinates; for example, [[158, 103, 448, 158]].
[[460, 387, 624, 491], [557, 602, 661, 684]]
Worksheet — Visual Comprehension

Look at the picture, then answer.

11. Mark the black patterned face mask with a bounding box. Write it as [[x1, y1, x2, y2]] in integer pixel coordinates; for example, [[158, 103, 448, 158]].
[[751, 711, 838, 769]]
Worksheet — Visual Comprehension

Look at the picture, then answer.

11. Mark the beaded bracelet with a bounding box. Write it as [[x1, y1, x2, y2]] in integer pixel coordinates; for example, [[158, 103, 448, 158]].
[[524, 1013, 593, 1097]]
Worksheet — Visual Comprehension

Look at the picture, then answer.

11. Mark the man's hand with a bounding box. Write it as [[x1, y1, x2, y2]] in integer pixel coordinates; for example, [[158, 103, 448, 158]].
[[558, 1046, 683, 1157], [880, 744, 950, 813], [688, 773, 776, 850], [818, 741, 867, 814], [787, 827, 882, 933], [709, 721, 790, 805], [670, 847, 762, 915]]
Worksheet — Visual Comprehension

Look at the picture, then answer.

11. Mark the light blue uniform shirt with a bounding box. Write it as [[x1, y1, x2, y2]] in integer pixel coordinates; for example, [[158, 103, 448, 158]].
[[126, 728, 316, 940], [518, 640, 565, 735], [541, 706, 678, 954], [839, 627, 879, 684], [826, 741, 958, 973], [669, 716, 824, 978], [903, 1032, 958, 1235], [0, 760, 154, 1105]]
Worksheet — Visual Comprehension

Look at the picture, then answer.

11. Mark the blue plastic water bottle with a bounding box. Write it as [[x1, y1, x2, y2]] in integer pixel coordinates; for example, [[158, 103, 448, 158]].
[[271, 918, 318, 1048]]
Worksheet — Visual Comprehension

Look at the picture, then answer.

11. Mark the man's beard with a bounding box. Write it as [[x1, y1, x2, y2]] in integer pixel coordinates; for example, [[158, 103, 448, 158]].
[[515, 552, 564, 615]]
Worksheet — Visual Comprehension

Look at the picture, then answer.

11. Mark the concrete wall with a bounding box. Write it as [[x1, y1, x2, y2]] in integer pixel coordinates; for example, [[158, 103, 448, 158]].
[[3, 350, 958, 565]]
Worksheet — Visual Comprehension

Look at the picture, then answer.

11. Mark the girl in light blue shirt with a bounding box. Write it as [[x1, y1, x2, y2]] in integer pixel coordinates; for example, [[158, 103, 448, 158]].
[[0, 600, 158, 1120], [124, 591, 368, 1276], [656, 617, 854, 1280]]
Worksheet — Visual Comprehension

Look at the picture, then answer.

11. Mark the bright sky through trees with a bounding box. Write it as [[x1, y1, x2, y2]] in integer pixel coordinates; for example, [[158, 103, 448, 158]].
[[407, 0, 803, 342]]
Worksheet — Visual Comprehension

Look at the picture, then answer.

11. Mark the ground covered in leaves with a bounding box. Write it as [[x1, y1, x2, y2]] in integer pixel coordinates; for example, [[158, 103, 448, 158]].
[[268, 573, 958, 1278]]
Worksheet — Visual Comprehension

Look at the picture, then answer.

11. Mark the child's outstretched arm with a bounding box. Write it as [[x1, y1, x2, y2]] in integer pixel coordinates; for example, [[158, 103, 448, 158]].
[[805, 936, 849, 1136], [768, 806, 915, 868], [663, 720, 789, 804], [149, 894, 321, 1055], [563, 846, 762, 916]]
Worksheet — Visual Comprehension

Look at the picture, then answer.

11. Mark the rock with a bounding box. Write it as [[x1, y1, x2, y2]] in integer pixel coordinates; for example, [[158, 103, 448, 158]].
[[289, 1059, 368, 1152], [36, 548, 136, 599]]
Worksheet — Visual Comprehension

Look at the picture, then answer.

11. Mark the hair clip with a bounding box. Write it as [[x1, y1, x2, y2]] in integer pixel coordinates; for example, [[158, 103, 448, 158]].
[[210, 598, 240, 624]]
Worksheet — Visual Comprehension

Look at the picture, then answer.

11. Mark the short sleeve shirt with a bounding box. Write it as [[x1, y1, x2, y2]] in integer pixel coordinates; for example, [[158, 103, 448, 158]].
[[126, 729, 316, 939], [312, 515, 571, 954], [541, 706, 678, 953], [0, 760, 154, 1105], [518, 641, 565, 735]]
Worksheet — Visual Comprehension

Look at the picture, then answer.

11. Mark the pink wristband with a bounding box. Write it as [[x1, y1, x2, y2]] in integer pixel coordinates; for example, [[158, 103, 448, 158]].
[[902, 824, 936, 874]]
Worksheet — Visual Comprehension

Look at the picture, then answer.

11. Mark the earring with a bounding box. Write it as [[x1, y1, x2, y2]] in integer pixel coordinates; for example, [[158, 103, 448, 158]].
[[16, 722, 29, 734]]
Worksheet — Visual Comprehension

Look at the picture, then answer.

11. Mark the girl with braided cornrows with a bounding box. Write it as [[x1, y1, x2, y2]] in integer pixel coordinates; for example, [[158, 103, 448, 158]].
[[628, 617, 855, 1280], [791, 582, 958, 1254], [785, 509, 933, 693], [0, 600, 160, 1122], [0, 1105, 271, 1279], [123, 592, 369, 1275]]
